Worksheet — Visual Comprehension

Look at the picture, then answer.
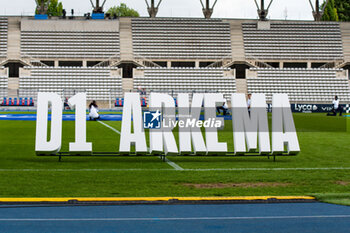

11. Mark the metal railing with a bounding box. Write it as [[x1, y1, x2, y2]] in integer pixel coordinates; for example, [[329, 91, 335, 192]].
[[319, 60, 346, 69], [206, 55, 233, 68], [16, 88, 123, 102], [93, 54, 121, 67], [245, 56, 274, 68], [133, 53, 162, 68], [21, 53, 49, 67]]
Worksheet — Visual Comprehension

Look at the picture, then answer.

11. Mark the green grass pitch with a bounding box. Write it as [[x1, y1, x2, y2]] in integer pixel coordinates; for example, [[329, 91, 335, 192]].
[[0, 113, 350, 205]]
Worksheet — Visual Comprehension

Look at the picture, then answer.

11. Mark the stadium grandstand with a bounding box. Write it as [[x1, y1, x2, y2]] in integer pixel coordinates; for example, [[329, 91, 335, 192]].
[[2, 2, 350, 232], [0, 0, 349, 108]]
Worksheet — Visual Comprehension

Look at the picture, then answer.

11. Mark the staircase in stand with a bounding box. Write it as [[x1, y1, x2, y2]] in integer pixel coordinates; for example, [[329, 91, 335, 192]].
[[7, 78, 19, 98]]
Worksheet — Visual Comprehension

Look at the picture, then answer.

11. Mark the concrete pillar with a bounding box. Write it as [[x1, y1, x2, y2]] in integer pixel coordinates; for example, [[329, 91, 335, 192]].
[[195, 61, 200, 68]]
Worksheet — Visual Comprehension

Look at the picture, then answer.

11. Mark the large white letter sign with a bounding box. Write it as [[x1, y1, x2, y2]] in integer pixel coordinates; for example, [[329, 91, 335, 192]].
[[177, 93, 207, 154], [68, 93, 92, 153], [204, 93, 227, 153], [35, 92, 63, 154], [119, 93, 147, 153], [231, 93, 270, 154], [272, 94, 300, 154], [149, 93, 178, 155]]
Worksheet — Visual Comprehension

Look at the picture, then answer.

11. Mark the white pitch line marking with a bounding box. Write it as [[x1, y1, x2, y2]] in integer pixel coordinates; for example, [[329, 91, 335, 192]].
[[97, 121, 121, 134], [164, 158, 184, 170], [0, 215, 350, 221], [97, 121, 184, 171], [1, 167, 350, 172]]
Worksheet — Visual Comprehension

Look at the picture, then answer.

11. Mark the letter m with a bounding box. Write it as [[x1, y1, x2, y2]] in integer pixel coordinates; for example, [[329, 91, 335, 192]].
[[231, 93, 270, 154]]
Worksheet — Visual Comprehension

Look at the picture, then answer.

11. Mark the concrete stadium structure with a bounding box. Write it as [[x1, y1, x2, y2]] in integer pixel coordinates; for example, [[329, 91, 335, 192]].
[[0, 16, 350, 105]]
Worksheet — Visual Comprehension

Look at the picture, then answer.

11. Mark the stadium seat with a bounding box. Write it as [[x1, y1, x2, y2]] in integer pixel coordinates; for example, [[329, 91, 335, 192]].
[[115, 98, 124, 107], [0, 97, 35, 106], [0, 18, 7, 57], [115, 98, 148, 107], [1, 97, 6, 106], [247, 68, 350, 102], [29, 97, 34, 106], [21, 29, 120, 59], [242, 22, 343, 60], [19, 67, 122, 101], [0, 72, 8, 98], [132, 18, 231, 59], [140, 97, 147, 107], [134, 67, 236, 100]]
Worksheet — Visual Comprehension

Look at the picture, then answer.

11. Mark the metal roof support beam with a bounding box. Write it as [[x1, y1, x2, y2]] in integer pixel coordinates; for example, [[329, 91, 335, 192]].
[[35, 0, 51, 15], [254, 0, 273, 21], [309, 0, 330, 21], [200, 0, 218, 18], [90, 0, 107, 13], [146, 0, 163, 18]]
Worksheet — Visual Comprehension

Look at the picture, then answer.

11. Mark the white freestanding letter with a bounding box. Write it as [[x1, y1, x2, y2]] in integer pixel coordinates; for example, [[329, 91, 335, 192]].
[[231, 93, 270, 154], [149, 93, 178, 155], [204, 93, 227, 153], [178, 93, 207, 154], [68, 93, 92, 153], [272, 94, 300, 154], [119, 93, 148, 153], [35, 92, 63, 154]]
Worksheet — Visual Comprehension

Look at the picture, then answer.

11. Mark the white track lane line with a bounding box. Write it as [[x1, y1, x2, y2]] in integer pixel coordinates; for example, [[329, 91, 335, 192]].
[[0, 215, 350, 221], [97, 121, 184, 171], [1, 167, 350, 172]]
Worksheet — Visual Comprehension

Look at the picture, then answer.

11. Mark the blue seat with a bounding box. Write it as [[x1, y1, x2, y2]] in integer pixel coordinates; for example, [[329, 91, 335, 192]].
[[29, 98, 34, 106], [1, 97, 6, 106], [115, 98, 124, 107], [141, 97, 147, 107]]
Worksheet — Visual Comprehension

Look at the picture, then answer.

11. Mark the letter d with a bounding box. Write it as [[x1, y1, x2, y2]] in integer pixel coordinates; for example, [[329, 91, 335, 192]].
[[35, 93, 63, 154]]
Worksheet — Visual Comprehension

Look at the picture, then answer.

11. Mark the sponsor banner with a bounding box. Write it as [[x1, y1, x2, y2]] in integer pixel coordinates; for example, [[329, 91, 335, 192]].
[[291, 104, 347, 113], [267, 104, 348, 113]]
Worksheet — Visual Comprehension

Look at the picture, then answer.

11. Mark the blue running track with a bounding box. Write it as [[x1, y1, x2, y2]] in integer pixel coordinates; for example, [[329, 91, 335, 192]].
[[0, 202, 349, 232]]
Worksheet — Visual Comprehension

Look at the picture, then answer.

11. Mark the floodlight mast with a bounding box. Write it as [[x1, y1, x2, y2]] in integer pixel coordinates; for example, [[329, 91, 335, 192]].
[[308, 0, 329, 21], [200, 0, 218, 19], [90, 0, 107, 13], [146, 0, 163, 18], [35, 0, 51, 15], [254, 0, 273, 20]]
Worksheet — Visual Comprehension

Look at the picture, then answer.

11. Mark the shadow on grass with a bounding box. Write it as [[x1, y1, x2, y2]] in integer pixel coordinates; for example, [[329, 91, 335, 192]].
[[167, 156, 292, 163], [8, 156, 166, 164], [9, 155, 296, 164]]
